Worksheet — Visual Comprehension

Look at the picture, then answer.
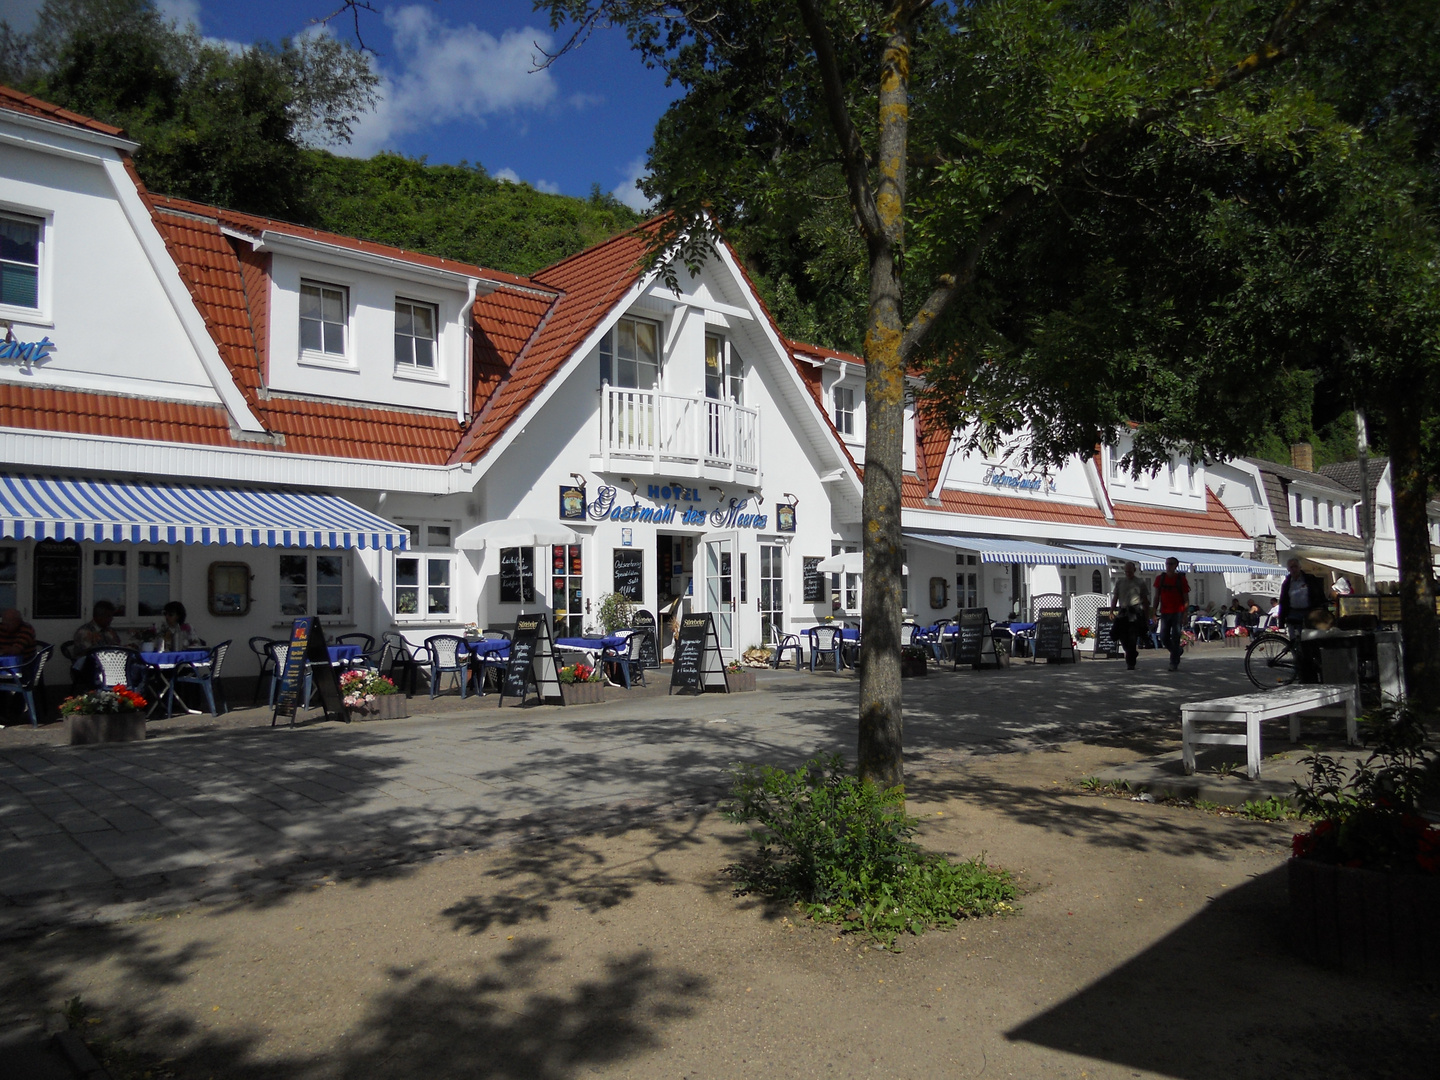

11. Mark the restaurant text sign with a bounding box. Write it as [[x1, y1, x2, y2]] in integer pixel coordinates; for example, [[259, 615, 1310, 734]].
[[581, 485, 771, 530]]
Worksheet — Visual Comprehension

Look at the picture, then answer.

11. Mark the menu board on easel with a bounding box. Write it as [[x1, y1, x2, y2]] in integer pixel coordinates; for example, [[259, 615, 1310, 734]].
[[669, 612, 729, 694], [630, 608, 659, 668], [500, 612, 563, 705], [803, 557, 825, 603], [1032, 606, 1076, 663], [953, 607, 1002, 668], [271, 617, 346, 726], [1093, 608, 1120, 659]]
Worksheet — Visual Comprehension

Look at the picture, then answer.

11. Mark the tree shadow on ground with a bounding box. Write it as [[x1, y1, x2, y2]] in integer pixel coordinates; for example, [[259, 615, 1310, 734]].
[[1006, 865, 1440, 1080]]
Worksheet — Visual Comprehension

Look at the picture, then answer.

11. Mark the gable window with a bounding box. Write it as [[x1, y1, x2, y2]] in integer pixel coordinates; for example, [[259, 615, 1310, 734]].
[[395, 522, 454, 620], [705, 335, 743, 403], [300, 282, 347, 357], [600, 316, 659, 389], [394, 300, 438, 370], [0, 212, 41, 310], [279, 552, 348, 618], [834, 386, 855, 435]]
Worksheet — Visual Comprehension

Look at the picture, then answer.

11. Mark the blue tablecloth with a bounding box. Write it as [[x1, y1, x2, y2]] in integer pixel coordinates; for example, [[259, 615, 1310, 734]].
[[462, 639, 511, 659], [556, 636, 628, 652], [0, 655, 23, 674], [329, 644, 363, 663], [140, 649, 210, 667], [1003, 622, 1036, 633]]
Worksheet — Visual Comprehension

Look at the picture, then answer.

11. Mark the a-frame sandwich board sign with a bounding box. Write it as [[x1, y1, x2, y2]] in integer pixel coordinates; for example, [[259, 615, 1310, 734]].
[[500, 612, 565, 706], [271, 616, 347, 726], [669, 612, 730, 694], [952, 607, 1005, 669], [1032, 605, 1078, 664]]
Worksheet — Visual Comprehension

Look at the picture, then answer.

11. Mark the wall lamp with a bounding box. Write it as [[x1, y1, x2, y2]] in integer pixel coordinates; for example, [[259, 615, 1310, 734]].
[[783, 492, 799, 507], [746, 488, 764, 506], [569, 473, 586, 486]]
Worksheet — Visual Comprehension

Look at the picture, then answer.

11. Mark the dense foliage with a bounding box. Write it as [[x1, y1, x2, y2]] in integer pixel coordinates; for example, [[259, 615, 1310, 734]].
[[724, 755, 1018, 944]]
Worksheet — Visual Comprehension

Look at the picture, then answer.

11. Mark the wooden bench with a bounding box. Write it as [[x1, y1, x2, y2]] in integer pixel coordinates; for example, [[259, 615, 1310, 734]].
[[1181, 685, 1358, 779]]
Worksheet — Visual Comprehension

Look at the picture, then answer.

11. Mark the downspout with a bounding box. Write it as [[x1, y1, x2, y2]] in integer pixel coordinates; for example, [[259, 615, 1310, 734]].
[[460, 278, 480, 425]]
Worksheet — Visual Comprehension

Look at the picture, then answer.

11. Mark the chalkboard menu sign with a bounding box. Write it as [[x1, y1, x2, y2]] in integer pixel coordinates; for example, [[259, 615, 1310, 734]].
[[669, 612, 729, 694], [1032, 606, 1075, 663], [630, 609, 659, 668], [953, 608, 991, 667], [270, 617, 346, 726], [500, 612, 563, 705], [499, 546, 535, 603], [613, 548, 644, 601], [33, 540, 81, 620], [1094, 607, 1119, 659], [803, 557, 825, 603]]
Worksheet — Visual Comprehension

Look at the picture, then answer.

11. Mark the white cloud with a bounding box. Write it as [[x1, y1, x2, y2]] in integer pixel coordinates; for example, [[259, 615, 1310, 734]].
[[494, 167, 521, 184], [341, 5, 560, 157], [535, 179, 561, 194], [154, 0, 201, 29], [611, 156, 653, 213]]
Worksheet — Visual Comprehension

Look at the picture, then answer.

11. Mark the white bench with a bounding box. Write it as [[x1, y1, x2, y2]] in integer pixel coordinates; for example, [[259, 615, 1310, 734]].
[[1181, 685, 1358, 779]]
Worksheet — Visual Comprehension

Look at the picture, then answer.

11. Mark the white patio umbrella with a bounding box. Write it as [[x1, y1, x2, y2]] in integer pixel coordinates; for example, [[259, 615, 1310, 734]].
[[454, 517, 581, 551], [815, 551, 908, 575]]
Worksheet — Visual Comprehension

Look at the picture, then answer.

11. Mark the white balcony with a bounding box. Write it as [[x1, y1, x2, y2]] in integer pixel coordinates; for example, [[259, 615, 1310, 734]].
[[597, 385, 760, 479]]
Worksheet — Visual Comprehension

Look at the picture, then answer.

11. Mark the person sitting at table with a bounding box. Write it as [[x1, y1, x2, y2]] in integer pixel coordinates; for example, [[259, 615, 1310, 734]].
[[0, 607, 36, 660], [159, 601, 198, 651], [72, 599, 123, 687]]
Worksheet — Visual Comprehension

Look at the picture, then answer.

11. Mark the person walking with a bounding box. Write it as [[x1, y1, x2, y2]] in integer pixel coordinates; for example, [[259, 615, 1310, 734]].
[[1152, 557, 1190, 671], [1277, 558, 1329, 634], [1110, 562, 1150, 670]]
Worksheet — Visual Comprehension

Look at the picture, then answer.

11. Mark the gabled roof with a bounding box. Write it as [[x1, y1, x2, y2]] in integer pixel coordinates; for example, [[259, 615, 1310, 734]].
[[1245, 456, 1357, 498], [0, 85, 125, 137]]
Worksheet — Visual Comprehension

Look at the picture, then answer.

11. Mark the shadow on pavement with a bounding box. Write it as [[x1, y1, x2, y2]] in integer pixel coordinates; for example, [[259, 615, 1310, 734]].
[[1006, 865, 1440, 1080]]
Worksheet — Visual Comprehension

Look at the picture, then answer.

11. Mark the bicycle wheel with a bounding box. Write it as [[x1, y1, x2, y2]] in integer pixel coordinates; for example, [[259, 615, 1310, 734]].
[[1245, 633, 1298, 689]]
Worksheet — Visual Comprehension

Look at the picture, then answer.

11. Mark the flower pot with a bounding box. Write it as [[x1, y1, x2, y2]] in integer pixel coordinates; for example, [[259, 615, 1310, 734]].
[[66, 712, 146, 745], [727, 669, 757, 693], [562, 682, 605, 705], [347, 694, 409, 722], [1288, 857, 1440, 979]]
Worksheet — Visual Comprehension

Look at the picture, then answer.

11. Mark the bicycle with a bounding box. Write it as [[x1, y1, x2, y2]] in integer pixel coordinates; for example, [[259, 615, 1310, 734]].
[[1244, 628, 1299, 689]]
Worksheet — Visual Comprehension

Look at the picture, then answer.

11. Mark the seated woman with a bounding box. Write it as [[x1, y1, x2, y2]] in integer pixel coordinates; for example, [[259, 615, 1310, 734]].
[[159, 601, 198, 651]]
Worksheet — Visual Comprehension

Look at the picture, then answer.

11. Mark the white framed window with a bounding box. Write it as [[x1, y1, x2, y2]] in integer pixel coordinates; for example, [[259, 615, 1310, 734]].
[[0, 546, 16, 610], [394, 522, 455, 620], [600, 316, 660, 389], [1168, 462, 1179, 492], [1292, 492, 1302, 523], [278, 551, 349, 618], [956, 552, 978, 609], [705, 334, 744, 403], [1189, 459, 1203, 495], [834, 386, 855, 435], [300, 281, 348, 359], [394, 299, 438, 371], [90, 548, 173, 618], [1326, 502, 1335, 530], [0, 211, 43, 313]]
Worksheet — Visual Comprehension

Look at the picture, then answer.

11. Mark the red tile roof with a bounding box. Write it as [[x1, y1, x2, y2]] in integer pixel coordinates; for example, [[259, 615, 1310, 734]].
[[0, 85, 126, 137], [0, 383, 235, 445]]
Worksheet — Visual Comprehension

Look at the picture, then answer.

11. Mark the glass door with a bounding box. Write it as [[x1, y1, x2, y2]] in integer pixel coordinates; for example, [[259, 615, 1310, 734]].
[[759, 544, 785, 645], [552, 544, 584, 636], [704, 536, 735, 649]]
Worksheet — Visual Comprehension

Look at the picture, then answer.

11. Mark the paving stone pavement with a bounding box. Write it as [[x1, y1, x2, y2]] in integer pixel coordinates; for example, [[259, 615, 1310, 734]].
[[0, 652, 1258, 934]]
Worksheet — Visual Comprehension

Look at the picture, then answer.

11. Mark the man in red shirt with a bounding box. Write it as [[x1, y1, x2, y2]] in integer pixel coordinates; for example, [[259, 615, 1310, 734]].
[[1152, 557, 1190, 671]]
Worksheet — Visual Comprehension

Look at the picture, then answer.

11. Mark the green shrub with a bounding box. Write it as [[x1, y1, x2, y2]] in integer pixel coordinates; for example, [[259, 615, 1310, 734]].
[[595, 592, 634, 633], [722, 754, 1018, 943]]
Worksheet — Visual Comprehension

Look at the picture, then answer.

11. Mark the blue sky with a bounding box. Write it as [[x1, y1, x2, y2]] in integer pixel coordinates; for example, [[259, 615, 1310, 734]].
[[6, 0, 679, 209]]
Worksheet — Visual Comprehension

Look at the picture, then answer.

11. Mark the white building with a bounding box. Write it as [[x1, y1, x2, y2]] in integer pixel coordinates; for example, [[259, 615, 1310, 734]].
[[0, 85, 1273, 693]]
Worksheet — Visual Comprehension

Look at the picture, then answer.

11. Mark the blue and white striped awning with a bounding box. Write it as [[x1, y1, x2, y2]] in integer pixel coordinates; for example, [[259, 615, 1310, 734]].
[[1064, 543, 1279, 575], [904, 532, 1108, 566], [0, 474, 408, 550]]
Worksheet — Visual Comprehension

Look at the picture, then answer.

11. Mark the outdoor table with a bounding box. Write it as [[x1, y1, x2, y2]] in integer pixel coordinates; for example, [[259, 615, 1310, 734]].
[[328, 644, 364, 664], [556, 635, 630, 685], [461, 639, 511, 694], [139, 649, 211, 717]]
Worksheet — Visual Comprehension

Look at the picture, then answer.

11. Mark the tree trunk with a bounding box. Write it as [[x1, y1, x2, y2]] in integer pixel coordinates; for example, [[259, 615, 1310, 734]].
[[1383, 393, 1439, 714], [855, 12, 913, 790]]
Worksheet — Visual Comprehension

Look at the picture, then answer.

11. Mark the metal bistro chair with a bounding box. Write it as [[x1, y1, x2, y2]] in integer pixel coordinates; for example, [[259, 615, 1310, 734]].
[[336, 633, 377, 669], [91, 647, 139, 690], [424, 635, 469, 699], [173, 640, 231, 716], [808, 626, 843, 672], [770, 632, 803, 670], [0, 643, 53, 727], [603, 632, 648, 689], [380, 631, 425, 697], [249, 636, 278, 704], [465, 635, 509, 697]]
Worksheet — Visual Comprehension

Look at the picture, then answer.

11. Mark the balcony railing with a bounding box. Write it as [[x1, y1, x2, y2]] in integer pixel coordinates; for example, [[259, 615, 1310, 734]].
[[600, 385, 760, 475]]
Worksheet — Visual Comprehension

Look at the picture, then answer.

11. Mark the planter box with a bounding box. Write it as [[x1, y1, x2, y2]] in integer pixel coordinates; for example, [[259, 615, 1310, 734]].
[[67, 712, 146, 745], [1289, 857, 1440, 979], [900, 656, 929, 678], [728, 669, 757, 693], [347, 694, 409, 722], [562, 681, 605, 705]]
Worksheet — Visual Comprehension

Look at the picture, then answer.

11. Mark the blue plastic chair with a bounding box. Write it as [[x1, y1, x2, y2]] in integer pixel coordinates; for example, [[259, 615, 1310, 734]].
[[0, 643, 53, 727], [173, 640, 231, 716], [603, 632, 648, 689], [808, 627, 843, 672], [424, 635, 469, 699], [770, 633, 803, 670]]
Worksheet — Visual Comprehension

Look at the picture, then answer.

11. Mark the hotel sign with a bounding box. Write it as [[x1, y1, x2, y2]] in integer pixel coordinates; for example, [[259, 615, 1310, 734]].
[[579, 484, 775, 531]]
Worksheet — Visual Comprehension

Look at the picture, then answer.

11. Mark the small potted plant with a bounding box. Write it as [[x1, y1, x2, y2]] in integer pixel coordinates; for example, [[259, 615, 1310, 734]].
[[340, 669, 407, 721], [1288, 704, 1440, 978], [900, 644, 930, 677], [726, 657, 757, 692], [558, 662, 605, 704], [61, 687, 150, 744]]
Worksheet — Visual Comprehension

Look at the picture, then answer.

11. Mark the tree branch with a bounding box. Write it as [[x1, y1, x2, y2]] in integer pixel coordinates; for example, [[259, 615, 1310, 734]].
[[899, 0, 1354, 361], [794, 0, 884, 246]]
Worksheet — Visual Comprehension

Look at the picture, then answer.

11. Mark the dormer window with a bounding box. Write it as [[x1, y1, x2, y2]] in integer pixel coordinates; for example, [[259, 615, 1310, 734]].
[[300, 281, 347, 357], [834, 386, 855, 435], [705, 335, 743, 403], [0, 212, 41, 310], [600, 316, 659, 389], [394, 299, 437, 370]]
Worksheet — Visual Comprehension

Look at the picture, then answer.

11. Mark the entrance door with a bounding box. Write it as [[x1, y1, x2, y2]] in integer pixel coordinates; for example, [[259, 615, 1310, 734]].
[[704, 536, 735, 649], [759, 543, 785, 645]]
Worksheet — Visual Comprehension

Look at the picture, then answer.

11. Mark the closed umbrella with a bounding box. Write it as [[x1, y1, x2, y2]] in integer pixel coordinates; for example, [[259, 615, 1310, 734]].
[[454, 518, 581, 551], [815, 551, 908, 574]]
